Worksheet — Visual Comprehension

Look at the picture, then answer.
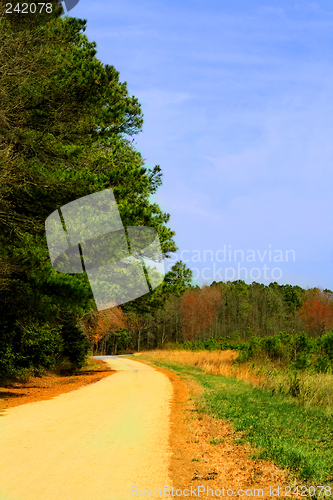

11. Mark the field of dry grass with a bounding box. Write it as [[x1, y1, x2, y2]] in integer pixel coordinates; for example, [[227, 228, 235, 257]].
[[138, 349, 333, 408], [261, 368, 333, 407], [140, 349, 265, 385]]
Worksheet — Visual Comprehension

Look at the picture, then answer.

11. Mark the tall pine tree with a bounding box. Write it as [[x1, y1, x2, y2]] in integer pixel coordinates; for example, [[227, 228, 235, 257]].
[[0, 1, 177, 376]]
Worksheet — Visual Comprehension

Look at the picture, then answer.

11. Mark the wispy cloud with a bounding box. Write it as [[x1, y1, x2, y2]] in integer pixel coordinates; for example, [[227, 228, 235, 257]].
[[76, 0, 333, 288]]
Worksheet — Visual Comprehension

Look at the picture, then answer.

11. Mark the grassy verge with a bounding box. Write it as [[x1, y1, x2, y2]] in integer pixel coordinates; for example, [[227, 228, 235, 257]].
[[138, 353, 333, 488]]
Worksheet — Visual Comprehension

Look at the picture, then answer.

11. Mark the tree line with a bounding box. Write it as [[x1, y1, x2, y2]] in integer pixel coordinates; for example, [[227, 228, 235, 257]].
[[114, 279, 333, 352], [84, 276, 333, 355]]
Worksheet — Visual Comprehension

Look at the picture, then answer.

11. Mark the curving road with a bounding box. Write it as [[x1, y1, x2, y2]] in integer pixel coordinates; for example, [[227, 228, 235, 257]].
[[0, 357, 173, 500]]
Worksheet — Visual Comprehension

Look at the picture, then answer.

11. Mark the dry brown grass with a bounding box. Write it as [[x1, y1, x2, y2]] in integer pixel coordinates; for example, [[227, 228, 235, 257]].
[[262, 369, 333, 408], [138, 350, 333, 408], [141, 349, 265, 386]]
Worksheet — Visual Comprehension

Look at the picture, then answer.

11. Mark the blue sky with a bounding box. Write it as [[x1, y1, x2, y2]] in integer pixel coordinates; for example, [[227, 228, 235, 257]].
[[65, 0, 333, 289]]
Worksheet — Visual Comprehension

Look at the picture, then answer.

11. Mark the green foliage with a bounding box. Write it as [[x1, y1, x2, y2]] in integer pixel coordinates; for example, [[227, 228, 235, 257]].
[[200, 280, 309, 340], [314, 356, 331, 374], [131, 277, 331, 351], [280, 284, 303, 311], [295, 332, 312, 355], [60, 317, 90, 369], [0, 344, 16, 381], [290, 353, 312, 371], [163, 261, 193, 296], [234, 348, 252, 363], [176, 329, 333, 375], [288, 371, 302, 397], [18, 323, 64, 371], [113, 328, 132, 354], [322, 331, 333, 360], [181, 338, 226, 352], [122, 261, 191, 318], [263, 336, 282, 358], [0, 3, 178, 377]]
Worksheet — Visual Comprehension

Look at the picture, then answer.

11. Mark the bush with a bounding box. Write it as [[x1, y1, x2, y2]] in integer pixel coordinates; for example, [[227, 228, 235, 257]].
[[60, 318, 90, 369], [322, 330, 333, 360], [0, 318, 90, 379], [235, 347, 252, 363], [314, 356, 331, 374], [0, 344, 16, 381], [203, 338, 220, 351], [191, 339, 206, 351], [55, 357, 75, 374], [18, 323, 64, 371], [112, 328, 132, 354], [290, 353, 312, 371], [288, 371, 301, 397], [278, 330, 294, 359], [263, 336, 282, 359], [295, 332, 312, 355]]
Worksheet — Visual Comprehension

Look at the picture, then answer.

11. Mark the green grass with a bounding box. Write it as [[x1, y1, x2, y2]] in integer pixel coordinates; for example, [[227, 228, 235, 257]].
[[198, 373, 333, 483], [141, 356, 333, 485], [209, 437, 224, 444]]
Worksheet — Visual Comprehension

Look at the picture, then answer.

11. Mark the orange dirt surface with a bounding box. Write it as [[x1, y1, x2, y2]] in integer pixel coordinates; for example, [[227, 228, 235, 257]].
[[0, 359, 114, 413], [0, 355, 298, 499], [0, 357, 171, 500]]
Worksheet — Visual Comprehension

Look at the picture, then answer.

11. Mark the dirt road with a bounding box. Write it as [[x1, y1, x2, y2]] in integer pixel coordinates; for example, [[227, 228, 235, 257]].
[[0, 357, 173, 500]]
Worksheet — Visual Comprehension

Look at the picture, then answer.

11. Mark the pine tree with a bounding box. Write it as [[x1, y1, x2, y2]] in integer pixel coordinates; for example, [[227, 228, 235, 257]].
[[0, 1, 177, 376]]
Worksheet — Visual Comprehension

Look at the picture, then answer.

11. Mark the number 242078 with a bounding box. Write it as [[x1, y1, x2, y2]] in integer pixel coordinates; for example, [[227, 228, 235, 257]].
[[5, 3, 53, 13], [285, 486, 332, 497]]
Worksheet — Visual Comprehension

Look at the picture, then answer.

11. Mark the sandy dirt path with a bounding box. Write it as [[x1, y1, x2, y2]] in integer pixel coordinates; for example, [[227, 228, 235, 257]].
[[0, 357, 173, 500]]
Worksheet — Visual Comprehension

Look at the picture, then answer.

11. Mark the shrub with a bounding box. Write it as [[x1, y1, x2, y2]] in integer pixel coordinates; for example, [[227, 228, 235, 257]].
[[0, 344, 16, 381], [113, 328, 132, 354], [278, 330, 294, 359], [290, 353, 312, 371], [60, 318, 90, 369], [235, 347, 252, 363], [295, 332, 312, 355], [191, 339, 206, 351], [204, 338, 220, 351], [314, 356, 331, 374], [18, 323, 64, 372], [288, 371, 301, 397], [322, 330, 333, 360], [263, 336, 282, 359]]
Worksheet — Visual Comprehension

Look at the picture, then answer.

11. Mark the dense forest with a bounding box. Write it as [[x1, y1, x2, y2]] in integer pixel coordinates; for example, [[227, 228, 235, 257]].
[[1, 1, 333, 381], [117, 280, 333, 351], [0, 0, 190, 379]]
